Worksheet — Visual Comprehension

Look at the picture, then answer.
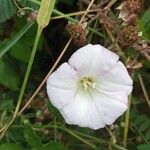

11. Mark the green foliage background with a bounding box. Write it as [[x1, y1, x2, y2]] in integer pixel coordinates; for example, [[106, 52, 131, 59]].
[[0, 0, 150, 150]]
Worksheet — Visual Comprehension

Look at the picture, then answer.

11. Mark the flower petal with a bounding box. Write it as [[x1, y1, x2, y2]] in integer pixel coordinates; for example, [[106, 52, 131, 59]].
[[47, 63, 78, 109], [60, 89, 91, 126], [60, 89, 105, 129], [69, 44, 119, 76], [46, 44, 132, 130], [90, 89, 127, 125], [99, 61, 133, 94]]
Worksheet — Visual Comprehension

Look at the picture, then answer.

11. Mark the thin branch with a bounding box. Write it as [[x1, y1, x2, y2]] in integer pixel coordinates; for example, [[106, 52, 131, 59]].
[[138, 74, 150, 110], [18, 38, 72, 115], [51, 9, 100, 20], [123, 94, 132, 147]]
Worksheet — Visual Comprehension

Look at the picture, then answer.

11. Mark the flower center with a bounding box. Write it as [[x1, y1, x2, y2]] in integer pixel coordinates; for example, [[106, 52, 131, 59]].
[[80, 77, 96, 90]]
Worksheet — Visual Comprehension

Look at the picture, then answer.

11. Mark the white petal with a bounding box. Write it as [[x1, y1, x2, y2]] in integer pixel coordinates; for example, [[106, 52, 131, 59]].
[[60, 89, 90, 126], [99, 61, 133, 95], [79, 99, 106, 129], [46, 63, 78, 109], [90, 89, 127, 125], [60, 89, 105, 129], [46, 44, 132, 130], [69, 44, 119, 76]]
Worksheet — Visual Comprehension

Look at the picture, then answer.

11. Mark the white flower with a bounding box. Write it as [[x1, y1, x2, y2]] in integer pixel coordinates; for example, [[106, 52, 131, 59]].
[[46, 44, 133, 130]]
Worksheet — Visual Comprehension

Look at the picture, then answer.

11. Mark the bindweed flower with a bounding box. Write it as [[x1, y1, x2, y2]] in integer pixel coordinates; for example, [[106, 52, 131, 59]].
[[46, 44, 133, 130]]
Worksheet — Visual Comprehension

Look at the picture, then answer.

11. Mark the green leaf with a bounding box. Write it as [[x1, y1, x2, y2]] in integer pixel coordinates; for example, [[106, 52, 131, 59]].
[[9, 42, 31, 63], [0, 0, 17, 23], [20, 0, 40, 9], [145, 130, 150, 142], [137, 20, 150, 41], [0, 143, 22, 150], [141, 9, 150, 31], [139, 120, 150, 131], [42, 141, 66, 150], [138, 9, 150, 41], [0, 58, 20, 90], [24, 126, 42, 149], [137, 144, 150, 150], [0, 99, 14, 110], [0, 22, 33, 58], [7, 21, 43, 63]]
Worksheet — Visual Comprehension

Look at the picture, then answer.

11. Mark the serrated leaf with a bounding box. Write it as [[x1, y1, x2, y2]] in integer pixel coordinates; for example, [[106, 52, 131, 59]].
[[0, 0, 17, 23], [0, 143, 22, 150]]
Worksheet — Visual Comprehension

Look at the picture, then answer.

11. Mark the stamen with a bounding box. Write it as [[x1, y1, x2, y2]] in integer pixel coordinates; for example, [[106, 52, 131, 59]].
[[80, 77, 96, 90]]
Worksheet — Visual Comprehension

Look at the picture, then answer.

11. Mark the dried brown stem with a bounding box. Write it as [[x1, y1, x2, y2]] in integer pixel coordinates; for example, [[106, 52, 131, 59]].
[[138, 74, 150, 111]]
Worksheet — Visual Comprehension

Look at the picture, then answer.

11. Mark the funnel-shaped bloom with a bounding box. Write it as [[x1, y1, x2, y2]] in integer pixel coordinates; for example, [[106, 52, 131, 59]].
[[47, 44, 133, 130]]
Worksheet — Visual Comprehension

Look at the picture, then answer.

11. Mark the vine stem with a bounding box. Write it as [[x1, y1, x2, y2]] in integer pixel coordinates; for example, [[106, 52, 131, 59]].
[[71, 129, 127, 150], [64, 128, 96, 149], [51, 9, 100, 20], [10, 123, 126, 150], [1, 0, 95, 135], [123, 94, 132, 147], [18, 38, 72, 115], [0, 26, 42, 136]]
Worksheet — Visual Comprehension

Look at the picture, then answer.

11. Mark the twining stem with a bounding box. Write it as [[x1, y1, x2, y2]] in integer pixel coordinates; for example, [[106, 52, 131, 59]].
[[0, 26, 42, 136], [72, 129, 127, 150], [18, 38, 72, 116], [13, 26, 42, 118], [27, 0, 105, 38], [51, 9, 100, 20], [64, 128, 96, 149], [0, 0, 56, 136], [123, 94, 132, 147]]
